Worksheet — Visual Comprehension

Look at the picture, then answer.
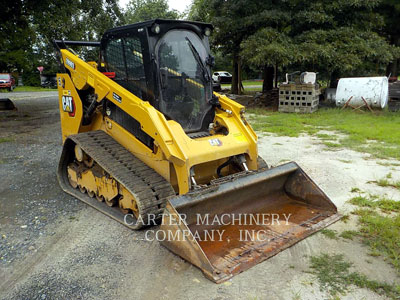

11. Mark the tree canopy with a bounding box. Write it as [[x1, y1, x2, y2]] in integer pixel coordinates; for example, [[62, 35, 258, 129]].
[[1, 0, 399, 89], [0, 0, 180, 85], [0, 0, 124, 84], [189, 0, 400, 90], [125, 0, 180, 23]]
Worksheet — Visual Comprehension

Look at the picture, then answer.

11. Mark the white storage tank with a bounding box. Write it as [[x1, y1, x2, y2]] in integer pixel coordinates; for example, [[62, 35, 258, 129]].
[[335, 76, 389, 109]]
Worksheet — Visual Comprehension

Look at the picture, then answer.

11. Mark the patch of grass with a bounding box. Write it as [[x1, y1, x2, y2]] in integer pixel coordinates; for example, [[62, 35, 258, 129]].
[[377, 161, 400, 167], [373, 174, 400, 190], [351, 208, 377, 217], [316, 133, 337, 140], [2, 86, 56, 92], [349, 195, 400, 273], [340, 214, 350, 223], [349, 195, 400, 213], [358, 211, 400, 273], [368, 250, 381, 257], [315, 133, 337, 141], [291, 291, 301, 300], [376, 178, 390, 187], [14, 86, 56, 92], [350, 187, 361, 193], [320, 229, 338, 239], [0, 137, 13, 143], [243, 80, 263, 86], [339, 230, 359, 240], [349, 195, 377, 208], [338, 159, 352, 163], [309, 253, 400, 298], [323, 141, 342, 149], [221, 80, 263, 88], [244, 87, 262, 92], [247, 108, 400, 160], [376, 178, 400, 189]]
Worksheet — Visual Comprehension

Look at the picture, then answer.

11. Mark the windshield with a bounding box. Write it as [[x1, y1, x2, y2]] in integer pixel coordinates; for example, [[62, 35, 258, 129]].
[[0, 74, 10, 80], [157, 30, 213, 132]]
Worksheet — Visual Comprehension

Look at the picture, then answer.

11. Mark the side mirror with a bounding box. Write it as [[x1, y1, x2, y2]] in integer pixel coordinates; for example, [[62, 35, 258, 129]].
[[206, 55, 215, 67], [160, 68, 169, 89]]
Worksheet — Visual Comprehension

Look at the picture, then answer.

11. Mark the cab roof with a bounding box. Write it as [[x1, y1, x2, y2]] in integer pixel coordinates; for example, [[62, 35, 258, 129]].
[[104, 19, 213, 35]]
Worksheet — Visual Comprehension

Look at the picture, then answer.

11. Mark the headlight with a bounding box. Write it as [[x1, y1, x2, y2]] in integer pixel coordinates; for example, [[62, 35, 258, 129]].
[[151, 24, 160, 34], [204, 27, 211, 37]]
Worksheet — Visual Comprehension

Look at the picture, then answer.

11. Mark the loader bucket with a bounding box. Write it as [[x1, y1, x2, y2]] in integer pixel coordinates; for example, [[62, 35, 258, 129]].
[[160, 162, 340, 283], [0, 98, 16, 110]]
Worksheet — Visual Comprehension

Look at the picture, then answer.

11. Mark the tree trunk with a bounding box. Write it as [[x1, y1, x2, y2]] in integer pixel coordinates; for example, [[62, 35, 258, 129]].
[[274, 64, 278, 88], [231, 54, 239, 94], [329, 70, 340, 88], [262, 65, 274, 92], [386, 35, 400, 77], [238, 57, 243, 95], [387, 59, 399, 77]]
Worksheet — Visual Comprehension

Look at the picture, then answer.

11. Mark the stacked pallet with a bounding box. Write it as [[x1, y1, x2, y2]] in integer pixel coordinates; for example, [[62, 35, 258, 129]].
[[389, 81, 400, 112], [278, 84, 320, 113]]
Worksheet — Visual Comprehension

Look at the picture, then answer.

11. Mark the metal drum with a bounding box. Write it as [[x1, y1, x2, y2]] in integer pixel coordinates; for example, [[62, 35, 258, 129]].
[[336, 76, 389, 109]]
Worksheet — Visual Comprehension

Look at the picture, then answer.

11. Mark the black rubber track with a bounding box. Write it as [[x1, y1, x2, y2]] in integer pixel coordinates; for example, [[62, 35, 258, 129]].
[[57, 130, 176, 229]]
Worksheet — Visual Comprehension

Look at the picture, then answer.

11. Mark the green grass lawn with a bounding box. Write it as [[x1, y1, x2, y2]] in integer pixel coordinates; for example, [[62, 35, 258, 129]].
[[221, 80, 263, 91], [242, 80, 263, 86], [0, 86, 57, 93], [247, 108, 400, 160], [15, 86, 57, 92], [243, 86, 262, 92]]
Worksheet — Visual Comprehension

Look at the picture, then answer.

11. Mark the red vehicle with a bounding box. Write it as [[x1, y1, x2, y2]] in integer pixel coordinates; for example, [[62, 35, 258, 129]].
[[0, 73, 16, 91]]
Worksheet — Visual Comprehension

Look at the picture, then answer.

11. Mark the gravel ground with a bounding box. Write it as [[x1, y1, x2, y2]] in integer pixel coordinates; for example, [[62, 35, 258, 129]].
[[1, 93, 82, 267], [0, 93, 399, 299]]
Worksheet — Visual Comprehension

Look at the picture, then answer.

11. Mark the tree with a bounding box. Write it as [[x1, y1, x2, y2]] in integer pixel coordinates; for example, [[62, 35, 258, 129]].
[[290, 0, 397, 86], [125, 0, 180, 23], [190, 0, 292, 93], [32, 0, 124, 72], [240, 0, 399, 88], [0, 0, 124, 85], [0, 0, 36, 73], [296, 28, 396, 86], [187, 0, 213, 23], [241, 29, 295, 91], [379, 0, 400, 76]]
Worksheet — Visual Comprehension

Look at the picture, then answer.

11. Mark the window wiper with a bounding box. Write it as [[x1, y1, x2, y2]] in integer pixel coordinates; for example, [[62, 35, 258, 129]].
[[185, 37, 210, 83]]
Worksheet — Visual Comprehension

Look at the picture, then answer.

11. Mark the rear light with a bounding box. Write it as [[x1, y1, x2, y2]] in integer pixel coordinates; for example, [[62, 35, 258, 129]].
[[102, 72, 116, 79]]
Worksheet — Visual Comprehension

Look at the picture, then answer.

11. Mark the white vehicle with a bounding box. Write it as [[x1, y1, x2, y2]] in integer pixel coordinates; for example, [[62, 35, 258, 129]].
[[212, 71, 232, 83]]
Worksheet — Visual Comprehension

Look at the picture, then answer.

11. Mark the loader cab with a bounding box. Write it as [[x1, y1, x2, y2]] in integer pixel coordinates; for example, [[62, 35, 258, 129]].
[[101, 19, 215, 134]]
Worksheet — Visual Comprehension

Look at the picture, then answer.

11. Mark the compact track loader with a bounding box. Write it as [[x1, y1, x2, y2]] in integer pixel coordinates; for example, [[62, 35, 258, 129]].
[[54, 19, 340, 283]]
